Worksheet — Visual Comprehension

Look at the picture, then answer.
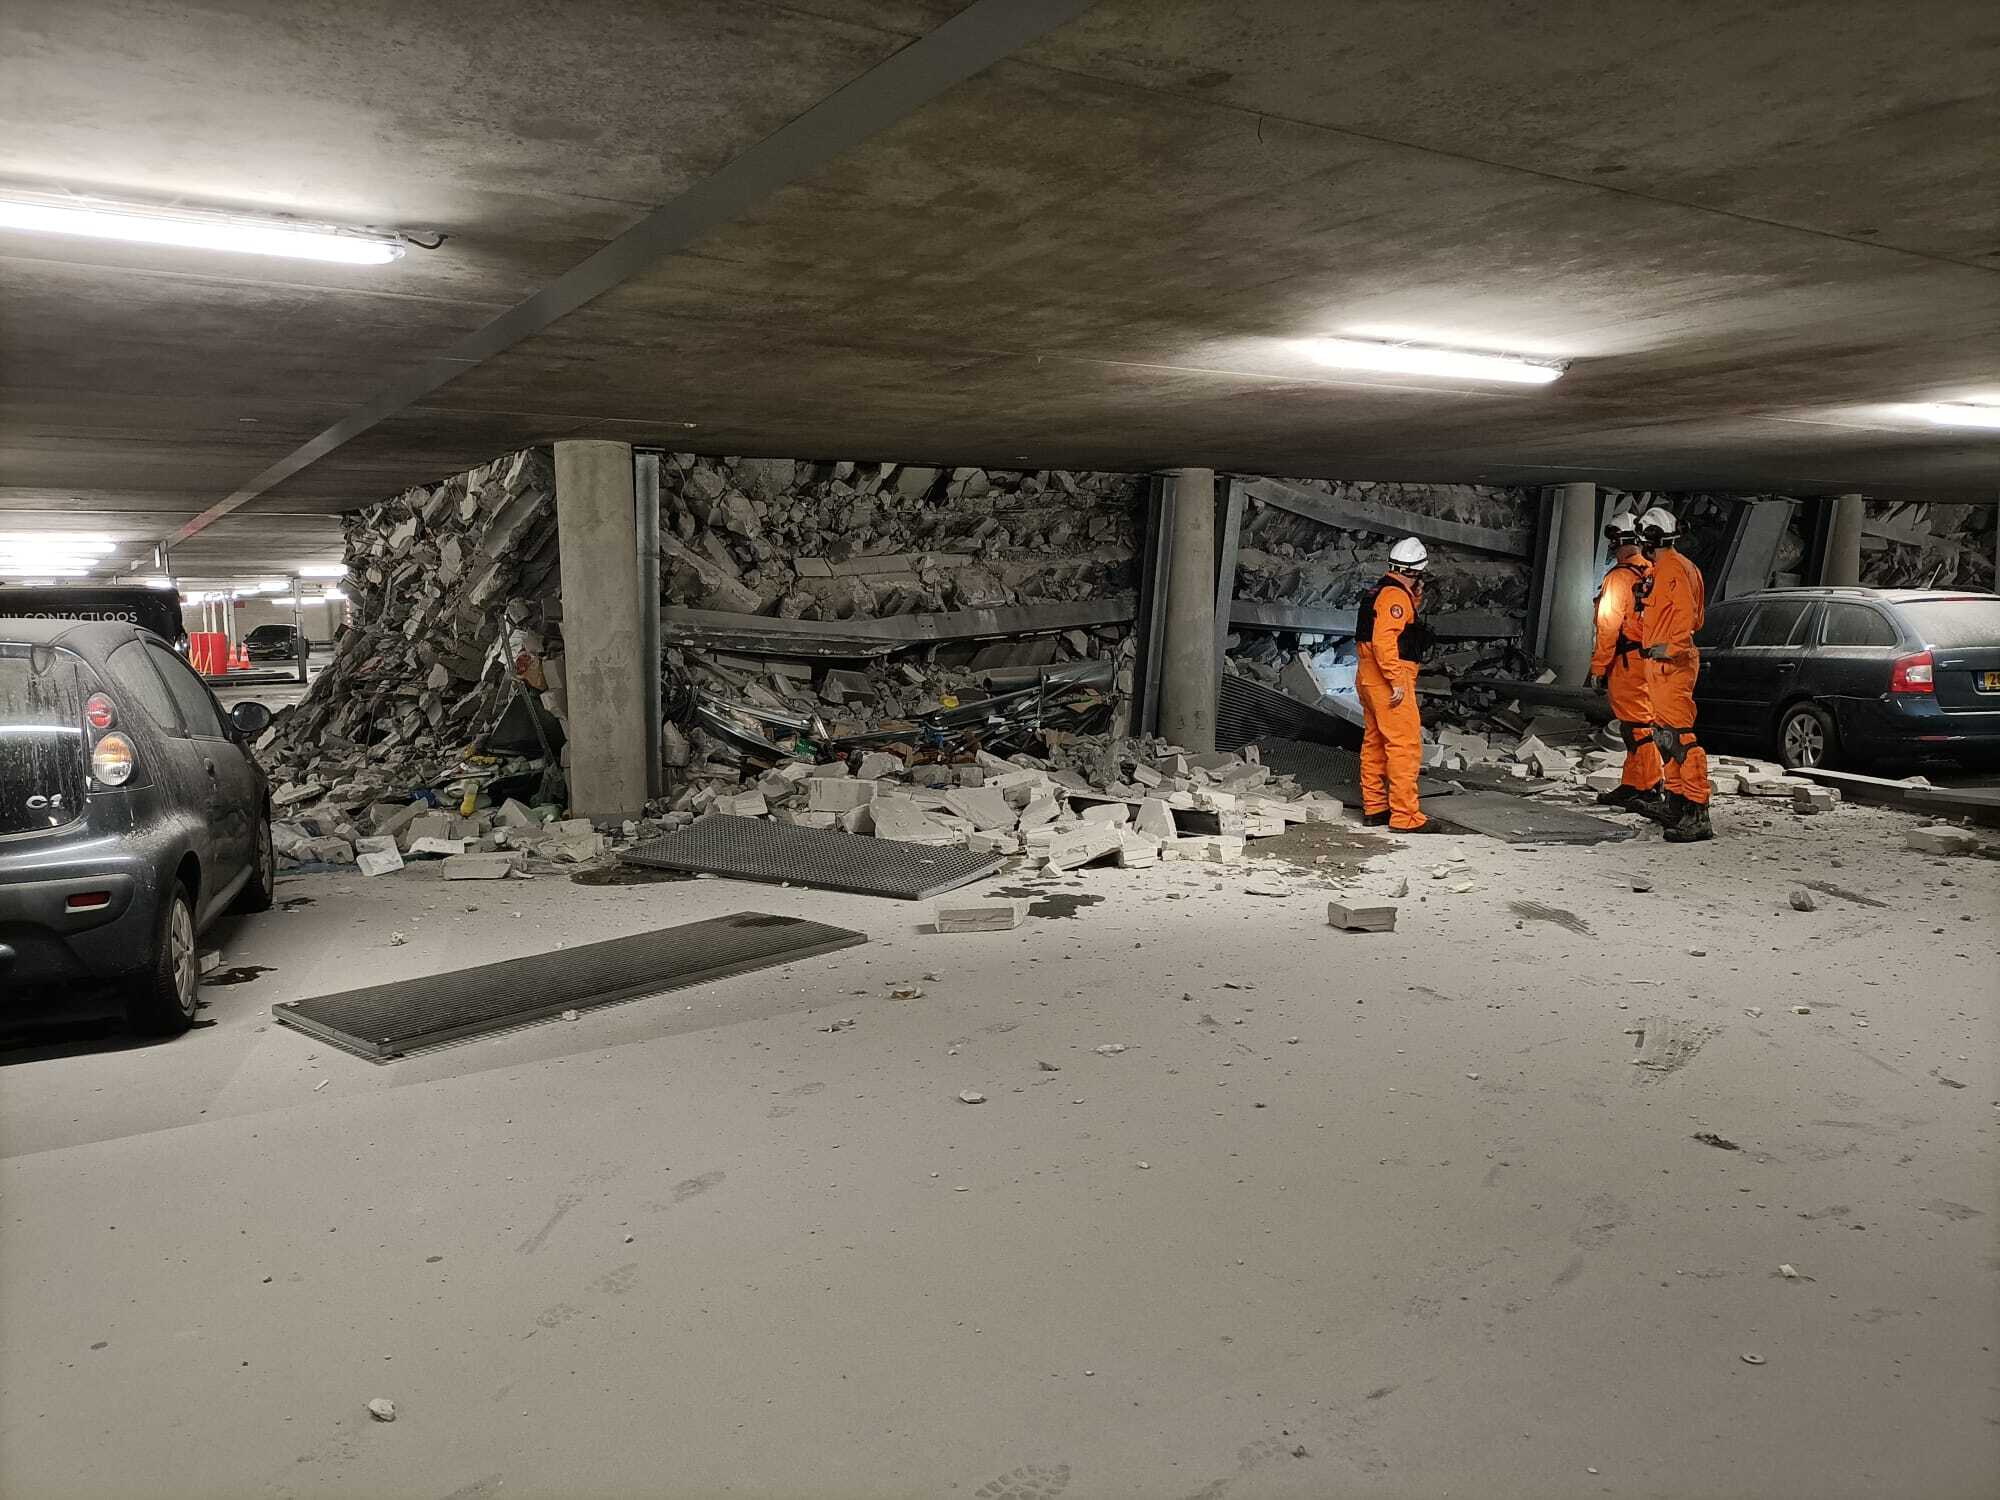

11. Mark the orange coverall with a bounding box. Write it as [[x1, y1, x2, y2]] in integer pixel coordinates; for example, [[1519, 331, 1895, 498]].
[[1357, 571, 1427, 830], [1643, 547, 1710, 805], [1589, 557, 1661, 792]]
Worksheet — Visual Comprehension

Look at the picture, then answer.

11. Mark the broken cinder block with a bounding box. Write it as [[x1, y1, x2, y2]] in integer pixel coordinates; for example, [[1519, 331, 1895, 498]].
[[934, 900, 1027, 933]]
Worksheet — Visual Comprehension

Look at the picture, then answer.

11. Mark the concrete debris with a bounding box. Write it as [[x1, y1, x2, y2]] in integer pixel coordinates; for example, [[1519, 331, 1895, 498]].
[[366, 1398, 397, 1422], [1788, 888, 1818, 912], [1329, 902, 1397, 932], [1093, 1043, 1127, 1055], [253, 448, 567, 837], [441, 852, 523, 880], [957, 1090, 987, 1105], [935, 900, 1026, 932], [1906, 825, 1979, 855]]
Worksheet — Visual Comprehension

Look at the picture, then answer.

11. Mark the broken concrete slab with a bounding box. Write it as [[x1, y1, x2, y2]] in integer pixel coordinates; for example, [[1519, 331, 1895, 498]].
[[942, 786, 1016, 831], [1045, 824, 1123, 872], [1906, 825, 1980, 855], [809, 779, 878, 814]]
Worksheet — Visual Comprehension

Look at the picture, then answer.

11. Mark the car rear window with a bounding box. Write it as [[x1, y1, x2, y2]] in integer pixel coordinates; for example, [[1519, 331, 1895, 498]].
[[0, 645, 87, 835], [1897, 599, 2000, 649], [1820, 602, 1898, 648]]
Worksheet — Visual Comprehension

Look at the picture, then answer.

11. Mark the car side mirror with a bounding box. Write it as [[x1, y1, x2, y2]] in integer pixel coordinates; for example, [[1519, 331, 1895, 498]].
[[230, 701, 274, 737]]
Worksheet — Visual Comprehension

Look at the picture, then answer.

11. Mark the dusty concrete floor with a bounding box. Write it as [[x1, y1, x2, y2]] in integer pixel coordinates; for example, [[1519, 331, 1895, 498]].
[[3, 795, 1996, 1500]]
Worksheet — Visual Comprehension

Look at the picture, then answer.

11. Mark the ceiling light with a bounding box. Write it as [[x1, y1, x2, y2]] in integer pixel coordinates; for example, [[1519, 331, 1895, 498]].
[[0, 195, 405, 265], [0, 566, 91, 578], [0, 533, 117, 552], [1304, 337, 1567, 385], [322, 589, 346, 603], [1914, 402, 2000, 430], [298, 563, 348, 578]]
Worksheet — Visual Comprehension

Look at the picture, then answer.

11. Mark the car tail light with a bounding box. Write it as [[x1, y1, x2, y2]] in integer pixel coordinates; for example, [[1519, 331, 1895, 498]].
[[90, 732, 136, 787], [65, 891, 111, 911], [1890, 651, 1934, 694], [84, 692, 116, 730]]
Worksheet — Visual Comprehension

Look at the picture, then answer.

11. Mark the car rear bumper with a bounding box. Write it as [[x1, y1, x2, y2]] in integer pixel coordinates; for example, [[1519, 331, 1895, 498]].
[[1838, 695, 2000, 757], [0, 854, 157, 987]]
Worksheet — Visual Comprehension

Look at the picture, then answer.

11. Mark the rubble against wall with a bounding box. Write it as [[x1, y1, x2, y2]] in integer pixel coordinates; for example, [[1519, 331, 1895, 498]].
[[655, 455, 1141, 619], [1860, 501, 1996, 592], [1230, 481, 1533, 619], [256, 447, 566, 847]]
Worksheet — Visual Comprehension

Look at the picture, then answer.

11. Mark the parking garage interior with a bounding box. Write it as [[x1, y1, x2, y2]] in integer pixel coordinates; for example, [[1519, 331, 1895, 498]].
[[2, 4, 1997, 1498]]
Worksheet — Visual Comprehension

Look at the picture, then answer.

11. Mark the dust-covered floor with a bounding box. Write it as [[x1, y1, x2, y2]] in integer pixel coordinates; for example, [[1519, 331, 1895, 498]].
[[2, 795, 1995, 1499]]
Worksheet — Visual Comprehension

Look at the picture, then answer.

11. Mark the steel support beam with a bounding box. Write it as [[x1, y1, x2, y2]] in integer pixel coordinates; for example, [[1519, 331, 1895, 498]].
[[1233, 476, 1530, 558], [1130, 473, 1175, 738], [635, 450, 664, 799]]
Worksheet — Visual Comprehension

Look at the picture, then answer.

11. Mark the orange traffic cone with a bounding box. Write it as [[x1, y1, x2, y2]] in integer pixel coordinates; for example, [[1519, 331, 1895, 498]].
[[232, 644, 248, 670]]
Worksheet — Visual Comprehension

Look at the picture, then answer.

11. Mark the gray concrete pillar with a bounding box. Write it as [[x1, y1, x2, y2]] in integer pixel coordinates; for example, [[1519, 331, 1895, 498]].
[[554, 440, 648, 820], [1823, 493, 1864, 586], [1544, 481, 1600, 684], [1158, 467, 1218, 753]]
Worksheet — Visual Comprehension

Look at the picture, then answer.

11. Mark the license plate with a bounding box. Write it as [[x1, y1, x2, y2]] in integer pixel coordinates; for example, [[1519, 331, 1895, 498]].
[[1983, 671, 2000, 692]]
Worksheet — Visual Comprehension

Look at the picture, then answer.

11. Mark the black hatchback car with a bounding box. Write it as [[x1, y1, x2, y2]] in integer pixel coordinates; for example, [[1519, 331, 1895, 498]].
[[0, 619, 276, 1034], [244, 623, 304, 662], [1694, 587, 2000, 770]]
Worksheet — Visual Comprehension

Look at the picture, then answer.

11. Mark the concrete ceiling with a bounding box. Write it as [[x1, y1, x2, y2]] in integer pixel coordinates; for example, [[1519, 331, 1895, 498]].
[[2, 1, 1996, 580]]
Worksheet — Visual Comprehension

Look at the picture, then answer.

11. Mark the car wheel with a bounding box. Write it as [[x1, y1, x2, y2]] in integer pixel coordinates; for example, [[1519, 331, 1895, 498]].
[[233, 816, 276, 914], [126, 881, 199, 1036], [1776, 701, 1839, 771]]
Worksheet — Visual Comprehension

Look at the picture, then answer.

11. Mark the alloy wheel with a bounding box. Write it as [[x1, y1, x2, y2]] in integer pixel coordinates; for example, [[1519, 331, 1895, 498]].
[[170, 898, 197, 1016], [1783, 713, 1825, 768]]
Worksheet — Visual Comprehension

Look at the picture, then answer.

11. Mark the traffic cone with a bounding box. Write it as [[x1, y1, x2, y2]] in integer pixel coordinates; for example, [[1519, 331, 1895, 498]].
[[232, 644, 248, 670]]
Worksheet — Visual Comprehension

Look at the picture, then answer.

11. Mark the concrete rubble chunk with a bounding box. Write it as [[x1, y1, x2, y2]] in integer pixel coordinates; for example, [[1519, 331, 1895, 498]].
[[1134, 798, 1177, 840], [868, 798, 957, 845], [1905, 825, 1979, 855], [406, 836, 467, 858], [942, 786, 1016, 831], [1328, 901, 1397, 932], [935, 900, 1026, 932], [855, 752, 905, 781], [1079, 801, 1132, 827], [442, 851, 522, 880], [809, 779, 878, 813], [1045, 824, 1123, 872]]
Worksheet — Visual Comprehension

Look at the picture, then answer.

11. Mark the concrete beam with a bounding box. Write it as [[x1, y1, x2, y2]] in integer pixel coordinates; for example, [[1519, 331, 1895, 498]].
[[1159, 468, 1218, 753], [659, 598, 1136, 658], [1228, 601, 1521, 639], [555, 440, 648, 820], [1234, 476, 1530, 558]]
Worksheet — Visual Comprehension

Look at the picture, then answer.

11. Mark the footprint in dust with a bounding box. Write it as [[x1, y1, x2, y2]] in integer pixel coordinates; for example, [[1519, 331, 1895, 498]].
[[785, 1081, 826, 1098], [1551, 1253, 1586, 1288], [533, 1302, 582, 1330], [1570, 1191, 1631, 1249], [588, 1262, 639, 1296], [766, 1105, 797, 1119], [672, 1170, 726, 1203], [1921, 1200, 1984, 1222], [981, 1021, 1021, 1036], [974, 1462, 1071, 1500]]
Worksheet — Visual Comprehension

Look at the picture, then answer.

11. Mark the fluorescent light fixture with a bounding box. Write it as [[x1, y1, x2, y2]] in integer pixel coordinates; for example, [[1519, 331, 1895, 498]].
[[0, 566, 91, 578], [0, 196, 405, 265], [0, 533, 117, 552], [137, 575, 175, 589], [298, 563, 348, 578], [1915, 402, 2000, 430], [322, 588, 347, 603], [1304, 337, 1567, 385]]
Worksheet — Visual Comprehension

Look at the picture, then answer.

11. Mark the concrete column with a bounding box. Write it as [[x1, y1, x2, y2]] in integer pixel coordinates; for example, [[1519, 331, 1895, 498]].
[[554, 440, 648, 820], [1543, 481, 1600, 684], [1158, 467, 1218, 753], [1823, 493, 1864, 586]]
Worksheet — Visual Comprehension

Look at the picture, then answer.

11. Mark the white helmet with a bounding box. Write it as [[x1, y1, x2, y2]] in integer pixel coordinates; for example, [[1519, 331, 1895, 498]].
[[1603, 510, 1641, 543], [1389, 536, 1429, 571], [1639, 506, 1680, 543]]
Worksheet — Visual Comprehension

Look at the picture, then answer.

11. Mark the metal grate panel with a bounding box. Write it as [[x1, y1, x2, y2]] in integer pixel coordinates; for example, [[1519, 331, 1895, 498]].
[[1215, 677, 1363, 754], [272, 911, 865, 1061], [621, 815, 1005, 900], [1426, 789, 1632, 844]]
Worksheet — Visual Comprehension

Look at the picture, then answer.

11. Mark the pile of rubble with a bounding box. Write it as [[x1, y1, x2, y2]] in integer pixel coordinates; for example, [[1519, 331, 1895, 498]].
[[688, 734, 1343, 871], [657, 454, 1140, 619], [1231, 480, 1531, 618], [257, 449, 571, 841], [1859, 500, 1996, 592]]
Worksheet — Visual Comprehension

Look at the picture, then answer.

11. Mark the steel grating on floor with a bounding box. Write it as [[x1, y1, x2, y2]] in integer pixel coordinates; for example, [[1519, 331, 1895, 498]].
[[271, 911, 866, 1061], [621, 815, 1006, 899], [1255, 737, 1457, 804], [1215, 678, 1362, 754], [1424, 788, 1633, 844]]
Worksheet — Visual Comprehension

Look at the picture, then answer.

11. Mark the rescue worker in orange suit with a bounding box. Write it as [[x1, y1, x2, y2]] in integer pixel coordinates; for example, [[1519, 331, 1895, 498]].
[[1638, 506, 1713, 843], [1584, 511, 1667, 822], [1357, 537, 1444, 833]]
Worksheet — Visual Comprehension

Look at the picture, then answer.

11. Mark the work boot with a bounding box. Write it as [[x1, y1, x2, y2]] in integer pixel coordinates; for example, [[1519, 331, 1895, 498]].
[[1663, 801, 1714, 843], [1596, 784, 1641, 808], [1362, 811, 1391, 827], [1631, 790, 1674, 825]]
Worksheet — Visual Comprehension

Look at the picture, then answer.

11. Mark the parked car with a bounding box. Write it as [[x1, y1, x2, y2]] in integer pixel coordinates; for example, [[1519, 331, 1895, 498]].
[[0, 582, 186, 648], [243, 622, 304, 662], [0, 619, 275, 1034], [1693, 587, 2000, 770]]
